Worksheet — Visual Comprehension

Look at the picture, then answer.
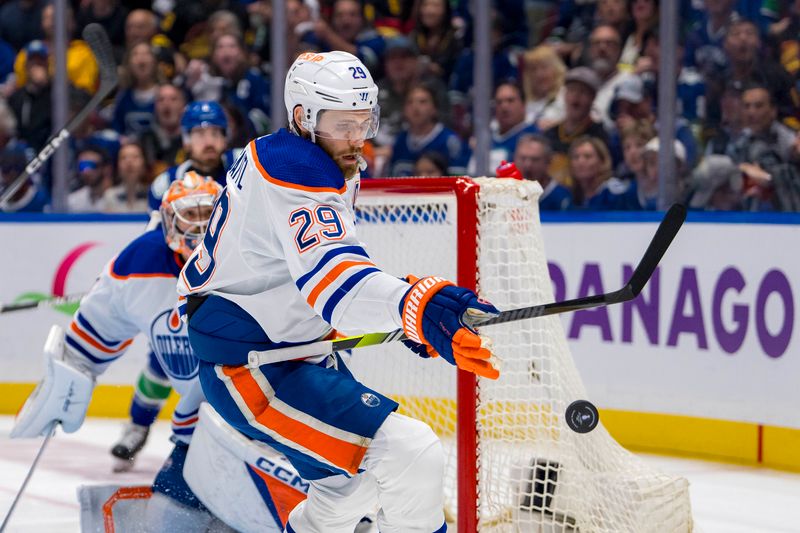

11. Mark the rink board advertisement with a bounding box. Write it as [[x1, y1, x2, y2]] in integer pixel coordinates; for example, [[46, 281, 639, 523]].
[[1, 213, 799, 432]]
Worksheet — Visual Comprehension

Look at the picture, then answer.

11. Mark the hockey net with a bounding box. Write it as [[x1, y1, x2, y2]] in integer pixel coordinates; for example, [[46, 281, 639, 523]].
[[349, 177, 692, 533]]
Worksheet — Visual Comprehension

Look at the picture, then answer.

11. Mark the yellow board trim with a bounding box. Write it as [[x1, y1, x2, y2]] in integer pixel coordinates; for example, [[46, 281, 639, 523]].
[[2, 383, 799, 472], [2, 383, 179, 419]]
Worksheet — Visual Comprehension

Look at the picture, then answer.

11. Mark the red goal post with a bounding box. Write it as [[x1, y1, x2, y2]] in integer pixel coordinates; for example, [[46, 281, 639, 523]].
[[353, 176, 693, 532]]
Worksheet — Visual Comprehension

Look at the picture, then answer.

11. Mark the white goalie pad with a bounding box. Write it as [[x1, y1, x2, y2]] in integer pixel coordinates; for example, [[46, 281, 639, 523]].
[[78, 484, 237, 533], [11, 325, 95, 438], [184, 403, 309, 533]]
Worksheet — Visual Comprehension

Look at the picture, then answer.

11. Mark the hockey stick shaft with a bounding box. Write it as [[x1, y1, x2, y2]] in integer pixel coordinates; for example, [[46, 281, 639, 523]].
[[0, 24, 117, 207], [0, 293, 85, 313], [0, 423, 56, 532], [246, 204, 686, 367]]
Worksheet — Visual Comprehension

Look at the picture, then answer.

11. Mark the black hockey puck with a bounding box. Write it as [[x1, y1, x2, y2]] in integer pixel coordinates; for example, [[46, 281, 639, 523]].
[[565, 400, 599, 434]]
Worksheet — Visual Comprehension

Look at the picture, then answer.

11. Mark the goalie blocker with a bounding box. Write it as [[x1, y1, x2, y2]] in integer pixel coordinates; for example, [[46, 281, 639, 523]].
[[11, 325, 95, 438]]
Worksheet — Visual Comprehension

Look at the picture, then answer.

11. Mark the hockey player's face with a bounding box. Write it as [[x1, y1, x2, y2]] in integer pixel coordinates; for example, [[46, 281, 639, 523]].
[[188, 127, 227, 169], [315, 110, 373, 178]]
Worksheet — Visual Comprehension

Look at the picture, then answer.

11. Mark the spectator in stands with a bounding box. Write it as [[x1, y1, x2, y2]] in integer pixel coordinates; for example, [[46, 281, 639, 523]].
[[596, 0, 630, 40], [620, 0, 659, 68], [567, 136, 615, 208], [546, 0, 597, 65], [765, 1, 800, 128], [739, 83, 797, 162], [148, 100, 236, 211], [684, 0, 739, 77], [112, 42, 159, 137], [387, 84, 468, 176], [449, 11, 522, 138], [617, 119, 655, 180], [77, 0, 128, 56], [0, 100, 18, 152], [520, 46, 567, 130], [586, 24, 630, 129], [513, 133, 572, 210], [601, 136, 687, 210], [375, 37, 427, 149], [67, 146, 114, 213], [208, 33, 270, 135], [0, 144, 47, 213], [607, 74, 698, 168], [124, 9, 159, 49], [103, 142, 150, 213], [705, 79, 745, 155], [15, 3, 99, 95], [0, 0, 45, 51], [469, 81, 539, 174], [137, 84, 186, 179], [635, 28, 706, 128], [413, 151, 449, 177], [310, 0, 385, 73], [286, 0, 319, 60], [408, 0, 462, 81], [544, 67, 609, 184], [9, 41, 51, 152], [701, 84, 800, 211], [686, 154, 745, 211], [168, 0, 250, 58], [364, 0, 415, 34], [708, 19, 794, 128]]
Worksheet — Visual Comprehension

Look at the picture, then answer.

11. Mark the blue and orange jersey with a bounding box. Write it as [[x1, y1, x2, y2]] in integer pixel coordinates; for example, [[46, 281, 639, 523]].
[[178, 129, 410, 358], [66, 229, 204, 441]]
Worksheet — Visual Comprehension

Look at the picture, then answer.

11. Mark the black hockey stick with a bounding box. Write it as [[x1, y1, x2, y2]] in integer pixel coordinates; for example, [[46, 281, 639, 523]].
[[476, 202, 687, 326], [0, 23, 117, 208], [246, 203, 687, 367], [0, 293, 85, 313]]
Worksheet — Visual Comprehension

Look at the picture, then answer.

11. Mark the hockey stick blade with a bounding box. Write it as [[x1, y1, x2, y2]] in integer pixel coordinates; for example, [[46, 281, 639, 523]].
[[82, 23, 118, 91], [479, 202, 686, 326], [247, 204, 686, 367], [0, 24, 117, 207]]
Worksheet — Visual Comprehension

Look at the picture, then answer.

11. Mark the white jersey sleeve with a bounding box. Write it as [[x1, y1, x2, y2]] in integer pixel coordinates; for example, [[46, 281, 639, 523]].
[[178, 131, 410, 341]]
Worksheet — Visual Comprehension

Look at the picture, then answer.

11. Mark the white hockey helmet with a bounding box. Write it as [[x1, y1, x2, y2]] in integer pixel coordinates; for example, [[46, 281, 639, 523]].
[[284, 51, 380, 142]]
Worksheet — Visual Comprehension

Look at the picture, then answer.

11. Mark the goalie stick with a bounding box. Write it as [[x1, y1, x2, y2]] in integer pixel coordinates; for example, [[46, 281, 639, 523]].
[[246, 203, 687, 367], [0, 23, 117, 208]]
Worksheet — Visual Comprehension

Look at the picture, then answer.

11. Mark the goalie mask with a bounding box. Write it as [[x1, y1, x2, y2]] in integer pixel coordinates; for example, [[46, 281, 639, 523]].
[[284, 51, 380, 143], [160, 171, 222, 258]]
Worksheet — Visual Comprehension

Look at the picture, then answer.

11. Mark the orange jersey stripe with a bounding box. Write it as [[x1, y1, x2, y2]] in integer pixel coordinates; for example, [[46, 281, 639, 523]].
[[222, 365, 271, 415], [257, 405, 367, 475], [248, 141, 347, 195], [69, 321, 133, 355], [306, 260, 374, 308]]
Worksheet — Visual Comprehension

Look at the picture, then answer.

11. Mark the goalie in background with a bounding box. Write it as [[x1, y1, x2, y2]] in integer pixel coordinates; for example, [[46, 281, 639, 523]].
[[178, 51, 500, 532], [11, 173, 231, 529]]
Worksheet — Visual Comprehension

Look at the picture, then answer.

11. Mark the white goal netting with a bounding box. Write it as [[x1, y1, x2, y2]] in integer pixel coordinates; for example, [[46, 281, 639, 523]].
[[349, 177, 692, 533]]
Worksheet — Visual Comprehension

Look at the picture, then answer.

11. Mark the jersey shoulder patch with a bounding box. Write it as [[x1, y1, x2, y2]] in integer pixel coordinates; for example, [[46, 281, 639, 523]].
[[111, 229, 183, 279], [250, 129, 346, 194]]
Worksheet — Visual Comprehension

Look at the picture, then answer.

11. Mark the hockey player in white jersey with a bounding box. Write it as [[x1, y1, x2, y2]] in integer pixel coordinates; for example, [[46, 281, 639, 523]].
[[11, 172, 230, 528], [108, 101, 238, 471], [179, 51, 500, 532]]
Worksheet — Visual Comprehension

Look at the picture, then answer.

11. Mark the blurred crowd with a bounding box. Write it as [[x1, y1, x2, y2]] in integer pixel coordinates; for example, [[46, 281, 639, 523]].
[[2, 0, 800, 213]]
